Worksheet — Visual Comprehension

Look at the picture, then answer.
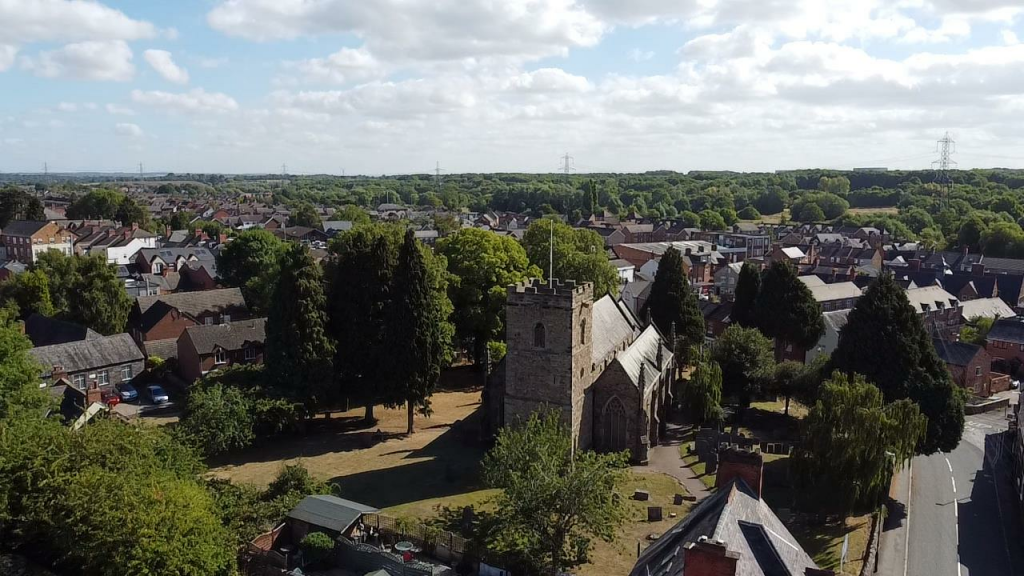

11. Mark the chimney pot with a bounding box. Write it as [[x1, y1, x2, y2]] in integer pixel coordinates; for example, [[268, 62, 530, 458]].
[[684, 540, 740, 576], [715, 448, 764, 498]]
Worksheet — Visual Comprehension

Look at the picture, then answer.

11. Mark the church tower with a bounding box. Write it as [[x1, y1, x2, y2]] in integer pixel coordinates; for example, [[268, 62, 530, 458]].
[[504, 278, 594, 447]]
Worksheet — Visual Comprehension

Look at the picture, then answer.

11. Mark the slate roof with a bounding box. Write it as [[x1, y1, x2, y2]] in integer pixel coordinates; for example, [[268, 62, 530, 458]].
[[823, 309, 850, 334], [701, 301, 733, 324], [135, 287, 247, 318], [780, 246, 805, 259], [609, 258, 635, 270], [288, 495, 379, 534], [182, 318, 266, 354], [2, 221, 50, 236], [938, 274, 996, 299], [29, 334, 143, 374], [142, 337, 179, 360], [137, 247, 215, 263], [960, 298, 1015, 321], [987, 317, 1024, 345], [615, 325, 672, 391], [992, 274, 1024, 308], [322, 220, 353, 233], [803, 281, 862, 304], [978, 256, 1024, 274], [933, 338, 983, 367], [630, 479, 818, 576], [904, 286, 960, 313], [23, 313, 101, 347], [591, 295, 641, 363]]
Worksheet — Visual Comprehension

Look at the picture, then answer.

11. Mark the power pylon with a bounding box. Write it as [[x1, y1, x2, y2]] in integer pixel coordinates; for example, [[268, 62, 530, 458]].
[[932, 132, 957, 208]]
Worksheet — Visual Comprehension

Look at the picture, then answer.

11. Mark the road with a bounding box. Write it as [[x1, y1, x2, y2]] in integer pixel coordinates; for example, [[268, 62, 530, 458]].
[[878, 404, 1024, 576]]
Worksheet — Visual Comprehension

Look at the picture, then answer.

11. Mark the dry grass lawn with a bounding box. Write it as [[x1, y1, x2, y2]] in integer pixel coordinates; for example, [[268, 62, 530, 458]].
[[208, 389, 486, 510]]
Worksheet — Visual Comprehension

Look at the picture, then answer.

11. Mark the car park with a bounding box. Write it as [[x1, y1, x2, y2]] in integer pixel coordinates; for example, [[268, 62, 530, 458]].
[[146, 385, 169, 405], [117, 383, 138, 402]]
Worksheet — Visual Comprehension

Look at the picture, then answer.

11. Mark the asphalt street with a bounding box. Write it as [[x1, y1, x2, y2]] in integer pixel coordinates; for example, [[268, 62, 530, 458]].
[[878, 404, 1024, 576]]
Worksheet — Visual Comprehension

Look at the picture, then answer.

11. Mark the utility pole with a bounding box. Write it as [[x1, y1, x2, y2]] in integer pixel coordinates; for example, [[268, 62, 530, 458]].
[[932, 132, 956, 209], [281, 163, 288, 177], [138, 162, 144, 181], [559, 152, 575, 178], [434, 161, 444, 192]]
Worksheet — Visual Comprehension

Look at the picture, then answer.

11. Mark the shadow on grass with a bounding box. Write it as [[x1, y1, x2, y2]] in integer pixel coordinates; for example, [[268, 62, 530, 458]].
[[327, 409, 488, 510], [788, 516, 869, 571]]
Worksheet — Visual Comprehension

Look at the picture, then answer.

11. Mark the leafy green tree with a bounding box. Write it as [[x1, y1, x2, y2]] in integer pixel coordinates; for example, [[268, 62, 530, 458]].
[[678, 210, 701, 228], [737, 205, 761, 220], [483, 410, 629, 574], [290, 202, 322, 228], [333, 204, 371, 226], [699, 209, 727, 230], [0, 186, 44, 227], [685, 348, 723, 425], [642, 247, 704, 363], [792, 372, 925, 514], [769, 361, 805, 416], [437, 228, 540, 365], [432, 212, 461, 236], [818, 176, 851, 196], [829, 273, 965, 454], [730, 261, 761, 328], [797, 203, 825, 222], [66, 188, 124, 220], [114, 196, 151, 229], [0, 269, 54, 318], [711, 325, 775, 411], [33, 252, 130, 334], [957, 214, 987, 250], [0, 313, 48, 418], [754, 187, 786, 215], [266, 244, 336, 408], [300, 532, 335, 567], [384, 230, 455, 433], [960, 316, 995, 346], [755, 260, 824, 360], [522, 219, 619, 297], [178, 382, 255, 456], [216, 229, 286, 313], [166, 210, 195, 230]]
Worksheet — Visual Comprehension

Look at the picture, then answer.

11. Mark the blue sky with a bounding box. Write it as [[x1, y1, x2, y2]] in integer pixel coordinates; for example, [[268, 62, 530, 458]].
[[2, 0, 1024, 174]]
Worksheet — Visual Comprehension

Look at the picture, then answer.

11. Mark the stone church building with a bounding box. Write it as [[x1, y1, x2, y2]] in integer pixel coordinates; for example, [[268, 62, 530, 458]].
[[487, 278, 675, 464]]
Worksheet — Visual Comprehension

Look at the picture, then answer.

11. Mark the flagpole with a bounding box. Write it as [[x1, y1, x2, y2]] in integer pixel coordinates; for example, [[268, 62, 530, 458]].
[[549, 220, 554, 285]]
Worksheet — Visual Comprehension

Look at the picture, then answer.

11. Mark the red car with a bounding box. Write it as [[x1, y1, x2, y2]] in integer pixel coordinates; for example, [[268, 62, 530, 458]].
[[101, 390, 121, 407]]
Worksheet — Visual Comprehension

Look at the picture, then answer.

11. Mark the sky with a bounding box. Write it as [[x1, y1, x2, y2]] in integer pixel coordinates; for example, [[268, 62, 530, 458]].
[[2, 1, 1024, 175]]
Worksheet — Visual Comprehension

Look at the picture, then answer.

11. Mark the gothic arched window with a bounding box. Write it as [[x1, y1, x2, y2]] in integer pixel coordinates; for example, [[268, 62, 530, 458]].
[[534, 323, 546, 348], [580, 318, 587, 345]]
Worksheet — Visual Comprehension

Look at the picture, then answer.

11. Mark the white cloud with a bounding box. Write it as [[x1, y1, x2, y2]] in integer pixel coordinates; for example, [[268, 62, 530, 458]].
[[208, 0, 604, 64], [114, 122, 143, 137], [290, 46, 381, 84], [131, 88, 239, 113], [106, 103, 136, 115], [1002, 29, 1020, 45], [22, 40, 134, 81], [505, 68, 592, 93], [627, 48, 654, 62], [0, 44, 17, 71], [0, 0, 156, 45], [143, 49, 189, 84]]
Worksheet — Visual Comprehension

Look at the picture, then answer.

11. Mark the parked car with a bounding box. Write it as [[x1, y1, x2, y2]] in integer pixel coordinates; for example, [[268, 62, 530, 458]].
[[101, 390, 121, 407], [117, 383, 138, 402], [146, 385, 169, 405]]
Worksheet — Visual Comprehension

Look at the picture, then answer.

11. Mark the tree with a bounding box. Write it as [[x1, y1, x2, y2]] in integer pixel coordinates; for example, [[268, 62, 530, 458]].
[[730, 261, 761, 328], [33, 252, 130, 334], [829, 273, 965, 454], [684, 348, 723, 425], [957, 214, 987, 250], [383, 230, 455, 434], [266, 244, 336, 408], [167, 210, 196, 230], [0, 312, 48, 418], [678, 210, 701, 228], [178, 381, 255, 456], [960, 316, 995, 346], [755, 261, 824, 360], [522, 219, 619, 297], [66, 189, 125, 221], [699, 209, 727, 230], [290, 202, 322, 228], [797, 203, 825, 222], [333, 204, 371, 226], [0, 269, 54, 318], [114, 196, 151, 229], [792, 372, 925, 514], [737, 205, 761, 220], [432, 212, 461, 236], [642, 247, 704, 363], [711, 325, 775, 411], [754, 187, 786, 215], [818, 176, 851, 196], [769, 361, 804, 416], [437, 228, 540, 365], [216, 229, 286, 313], [300, 532, 335, 567], [482, 410, 628, 574], [0, 186, 44, 227]]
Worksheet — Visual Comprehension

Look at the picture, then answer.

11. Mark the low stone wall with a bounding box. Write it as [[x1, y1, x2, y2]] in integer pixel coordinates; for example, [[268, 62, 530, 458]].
[[965, 396, 1009, 415]]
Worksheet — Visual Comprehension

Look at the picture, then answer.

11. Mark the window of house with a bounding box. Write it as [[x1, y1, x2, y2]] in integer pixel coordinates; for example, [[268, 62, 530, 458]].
[[975, 366, 982, 377], [121, 365, 132, 381], [244, 347, 256, 361], [72, 374, 86, 390], [215, 349, 227, 364], [222, 314, 231, 324], [204, 316, 214, 326], [533, 323, 546, 348], [153, 262, 163, 273], [98, 371, 109, 385]]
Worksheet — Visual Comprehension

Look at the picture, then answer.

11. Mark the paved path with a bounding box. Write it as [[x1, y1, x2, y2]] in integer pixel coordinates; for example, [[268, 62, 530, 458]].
[[637, 419, 712, 502], [878, 400, 1024, 576]]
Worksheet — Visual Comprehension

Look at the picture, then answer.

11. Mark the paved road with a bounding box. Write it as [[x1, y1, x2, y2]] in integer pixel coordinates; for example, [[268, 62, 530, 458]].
[[879, 405, 1024, 576], [638, 419, 712, 502]]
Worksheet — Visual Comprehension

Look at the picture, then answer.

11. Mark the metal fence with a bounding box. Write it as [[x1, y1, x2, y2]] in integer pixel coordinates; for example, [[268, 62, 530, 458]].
[[362, 513, 469, 556]]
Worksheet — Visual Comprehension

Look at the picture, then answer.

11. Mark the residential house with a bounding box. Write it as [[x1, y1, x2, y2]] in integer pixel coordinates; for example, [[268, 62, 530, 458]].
[[322, 220, 353, 236], [960, 298, 1015, 323], [74, 224, 158, 264], [615, 241, 726, 287], [714, 262, 744, 297], [770, 245, 808, 264], [798, 277, 863, 312], [631, 449, 827, 576], [129, 287, 250, 344], [0, 221, 74, 264], [134, 247, 216, 275], [805, 309, 850, 365], [23, 313, 100, 347], [610, 258, 635, 283], [700, 300, 733, 340], [621, 278, 652, 318], [933, 338, 1010, 397], [621, 223, 655, 243], [694, 229, 771, 259], [375, 203, 408, 220], [985, 317, 1024, 368], [905, 286, 962, 340], [0, 259, 26, 281], [177, 318, 266, 382], [28, 333, 144, 399], [591, 226, 627, 247]]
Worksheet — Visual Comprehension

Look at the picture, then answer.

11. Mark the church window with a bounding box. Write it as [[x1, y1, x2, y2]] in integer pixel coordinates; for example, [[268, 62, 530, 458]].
[[580, 319, 587, 345], [533, 323, 546, 348]]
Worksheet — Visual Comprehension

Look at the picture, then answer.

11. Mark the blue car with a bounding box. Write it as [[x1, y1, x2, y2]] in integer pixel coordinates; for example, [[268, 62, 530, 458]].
[[117, 383, 138, 402], [146, 385, 169, 405]]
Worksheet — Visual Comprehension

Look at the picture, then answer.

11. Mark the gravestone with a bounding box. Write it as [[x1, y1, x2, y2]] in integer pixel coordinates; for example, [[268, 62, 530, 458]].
[[648, 506, 663, 522]]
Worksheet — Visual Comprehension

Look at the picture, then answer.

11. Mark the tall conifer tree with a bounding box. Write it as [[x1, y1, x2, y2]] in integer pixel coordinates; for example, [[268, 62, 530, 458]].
[[643, 247, 704, 363], [730, 261, 761, 328], [755, 260, 824, 359]]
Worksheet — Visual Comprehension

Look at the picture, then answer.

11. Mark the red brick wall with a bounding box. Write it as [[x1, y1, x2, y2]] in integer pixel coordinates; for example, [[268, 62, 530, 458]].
[[141, 309, 196, 342], [986, 339, 1024, 365], [715, 449, 763, 497], [683, 542, 739, 576]]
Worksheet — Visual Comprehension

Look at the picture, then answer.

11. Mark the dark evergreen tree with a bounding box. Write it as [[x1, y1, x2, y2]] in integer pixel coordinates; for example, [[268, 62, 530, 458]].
[[643, 247, 704, 364], [755, 260, 824, 359], [730, 261, 761, 328], [384, 230, 455, 434], [266, 244, 335, 408], [711, 325, 775, 411], [829, 273, 965, 454]]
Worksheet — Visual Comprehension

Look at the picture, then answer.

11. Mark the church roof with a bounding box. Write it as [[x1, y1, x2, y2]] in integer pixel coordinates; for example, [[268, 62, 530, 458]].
[[616, 325, 672, 392], [591, 295, 641, 364]]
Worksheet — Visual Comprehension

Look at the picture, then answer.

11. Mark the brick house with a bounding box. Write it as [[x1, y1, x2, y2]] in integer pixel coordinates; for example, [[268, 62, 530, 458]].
[[985, 317, 1024, 368], [700, 300, 733, 340], [905, 285, 962, 340], [933, 338, 1010, 397], [1, 221, 74, 264], [134, 246, 216, 275], [129, 287, 250, 344], [28, 333, 145, 399], [176, 318, 266, 383]]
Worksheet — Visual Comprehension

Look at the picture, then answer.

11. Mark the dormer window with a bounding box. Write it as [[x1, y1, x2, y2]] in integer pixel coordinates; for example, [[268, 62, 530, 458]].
[[215, 349, 227, 364]]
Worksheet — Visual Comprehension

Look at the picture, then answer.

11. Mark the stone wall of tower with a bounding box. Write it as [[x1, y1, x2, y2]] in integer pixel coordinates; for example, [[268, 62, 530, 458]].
[[504, 278, 594, 445]]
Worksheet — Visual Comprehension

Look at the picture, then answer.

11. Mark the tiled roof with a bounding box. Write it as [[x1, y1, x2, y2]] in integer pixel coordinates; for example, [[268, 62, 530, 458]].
[[933, 338, 982, 367], [960, 298, 1015, 321], [29, 333, 143, 374], [988, 317, 1024, 345], [615, 325, 672, 391], [287, 495, 378, 534], [2, 221, 50, 236], [904, 285, 959, 314], [182, 318, 265, 354], [24, 313, 101, 347], [136, 287, 246, 317], [591, 295, 641, 363]]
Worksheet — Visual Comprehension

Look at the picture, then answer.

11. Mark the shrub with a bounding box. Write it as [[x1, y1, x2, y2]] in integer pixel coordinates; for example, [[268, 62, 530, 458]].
[[300, 532, 335, 566]]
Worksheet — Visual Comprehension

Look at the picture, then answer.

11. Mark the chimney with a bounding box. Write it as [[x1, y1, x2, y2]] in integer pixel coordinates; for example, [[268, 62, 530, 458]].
[[685, 248, 692, 256], [715, 448, 764, 497], [962, 245, 969, 257], [971, 263, 985, 277], [194, 228, 203, 238], [86, 380, 102, 405], [683, 538, 739, 576], [711, 243, 718, 252], [164, 224, 171, 237], [909, 258, 921, 271]]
